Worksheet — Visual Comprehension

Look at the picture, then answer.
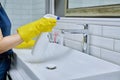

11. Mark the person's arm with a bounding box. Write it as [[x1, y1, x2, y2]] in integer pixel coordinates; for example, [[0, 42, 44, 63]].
[[0, 17, 56, 54], [0, 28, 23, 54]]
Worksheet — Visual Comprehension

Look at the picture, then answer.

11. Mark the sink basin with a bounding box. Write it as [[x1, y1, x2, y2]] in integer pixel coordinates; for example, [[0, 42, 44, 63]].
[[13, 33, 120, 80], [28, 49, 120, 80], [15, 46, 120, 80]]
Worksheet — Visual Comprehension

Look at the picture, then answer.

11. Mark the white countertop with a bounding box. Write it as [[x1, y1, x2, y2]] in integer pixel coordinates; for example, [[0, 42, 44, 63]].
[[12, 48, 120, 80]]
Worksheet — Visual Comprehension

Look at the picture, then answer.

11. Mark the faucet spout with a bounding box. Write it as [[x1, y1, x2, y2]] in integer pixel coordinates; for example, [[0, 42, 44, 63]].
[[61, 29, 88, 34]]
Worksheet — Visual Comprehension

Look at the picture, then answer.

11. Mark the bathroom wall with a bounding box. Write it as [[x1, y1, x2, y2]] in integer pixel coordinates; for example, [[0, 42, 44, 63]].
[[1, 0, 45, 34], [1, 0, 32, 33], [55, 19, 120, 66], [89, 24, 120, 65], [32, 0, 45, 20]]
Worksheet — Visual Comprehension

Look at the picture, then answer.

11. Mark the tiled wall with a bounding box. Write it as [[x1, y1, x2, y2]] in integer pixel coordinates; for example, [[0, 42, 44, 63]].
[[2, 0, 32, 33], [55, 20, 120, 66], [32, 0, 45, 20], [1, 0, 45, 34], [89, 25, 120, 65]]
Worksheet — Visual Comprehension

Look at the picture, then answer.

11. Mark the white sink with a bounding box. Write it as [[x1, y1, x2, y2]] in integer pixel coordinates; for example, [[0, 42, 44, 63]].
[[27, 48, 120, 80], [13, 33, 120, 80]]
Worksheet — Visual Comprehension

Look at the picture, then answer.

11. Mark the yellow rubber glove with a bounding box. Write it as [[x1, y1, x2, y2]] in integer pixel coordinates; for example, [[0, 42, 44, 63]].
[[15, 39, 35, 49], [17, 18, 56, 42]]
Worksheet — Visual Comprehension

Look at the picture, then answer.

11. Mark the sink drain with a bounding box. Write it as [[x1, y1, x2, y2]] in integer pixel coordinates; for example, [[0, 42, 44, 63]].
[[46, 64, 57, 70]]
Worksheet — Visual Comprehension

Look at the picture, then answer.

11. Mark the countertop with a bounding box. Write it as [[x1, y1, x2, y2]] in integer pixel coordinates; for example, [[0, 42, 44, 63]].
[[10, 48, 120, 80]]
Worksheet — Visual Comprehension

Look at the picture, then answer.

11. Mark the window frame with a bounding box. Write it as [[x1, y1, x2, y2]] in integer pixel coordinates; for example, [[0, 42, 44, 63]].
[[65, 0, 120, 18]]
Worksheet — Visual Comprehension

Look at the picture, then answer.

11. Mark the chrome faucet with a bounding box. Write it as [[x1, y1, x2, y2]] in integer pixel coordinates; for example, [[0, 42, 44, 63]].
[[61, 24, 89, 54]]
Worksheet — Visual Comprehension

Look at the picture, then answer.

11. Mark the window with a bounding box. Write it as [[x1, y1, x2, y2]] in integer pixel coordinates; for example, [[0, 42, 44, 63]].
[[65, 0, 120, 17]]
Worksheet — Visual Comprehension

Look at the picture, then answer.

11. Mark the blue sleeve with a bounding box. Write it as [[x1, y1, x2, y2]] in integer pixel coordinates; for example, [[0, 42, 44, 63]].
[[0, 4, 11, 37], [0, 4, 13, 55]]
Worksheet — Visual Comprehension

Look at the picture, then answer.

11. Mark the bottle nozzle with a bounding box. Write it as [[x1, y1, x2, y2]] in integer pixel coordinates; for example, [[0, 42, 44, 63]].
[[57, 16, 60, 20], [44, 14, 60, 20]]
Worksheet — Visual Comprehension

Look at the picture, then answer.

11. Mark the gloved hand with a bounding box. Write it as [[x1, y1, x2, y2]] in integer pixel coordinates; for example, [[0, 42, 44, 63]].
[[15, 39, 35, 49], [17, 17, 56, 42]]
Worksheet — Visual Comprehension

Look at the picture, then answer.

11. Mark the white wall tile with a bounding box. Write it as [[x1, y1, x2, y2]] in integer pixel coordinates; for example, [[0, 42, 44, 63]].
[[32, 0, 45, 20], [103, 26, 120, 39], [32, 4, 45, 9], [89, 46, 101, 58], [6, 4, 32, 9], [32, 9, 45, 15], [115, 40, 120, 52], [56, 22, 84, 29], [6, 0, 32, 4], [101, 49, 120, 65], [89, 24, 102, 36], [90, 35, 114, 50], [65, 34, 83, 42], [32, 0, 44, 4], [64, 39, 83, 51]]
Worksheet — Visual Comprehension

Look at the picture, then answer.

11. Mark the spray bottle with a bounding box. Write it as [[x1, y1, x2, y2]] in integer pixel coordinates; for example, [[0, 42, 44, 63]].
[[24, 14, 61, 63]]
